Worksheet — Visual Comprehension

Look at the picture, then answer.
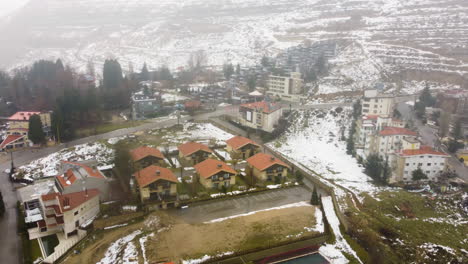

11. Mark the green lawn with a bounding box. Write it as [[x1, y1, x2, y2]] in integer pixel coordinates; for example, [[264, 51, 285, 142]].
[[76, 120, 147, 138], [30, 239, 43, 261]]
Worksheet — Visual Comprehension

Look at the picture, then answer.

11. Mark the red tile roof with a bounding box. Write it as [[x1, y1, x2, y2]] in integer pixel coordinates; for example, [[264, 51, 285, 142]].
[[364, 115, 379, 120], [0, 134, 25, 149], [132, 165, 178, 187], [61, 161, 106, 179], [246, 153, 290, 171], [400, 146, 449, 157], [379, 127, 417, 136], [226, 136, 260, 150], [178, 142, 213, 157], [130, 146, 165, 161], [194, 159, 237, 179], [8, 111, 41, 121], [240, 101, 281, 114], [41, 189, 100, 213], [56, 169, 78, 188], [185, 100, 201, 108]]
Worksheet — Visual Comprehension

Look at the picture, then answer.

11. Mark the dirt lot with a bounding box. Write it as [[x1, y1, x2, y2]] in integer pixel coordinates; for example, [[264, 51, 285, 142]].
[[146, 205, 318, 263]]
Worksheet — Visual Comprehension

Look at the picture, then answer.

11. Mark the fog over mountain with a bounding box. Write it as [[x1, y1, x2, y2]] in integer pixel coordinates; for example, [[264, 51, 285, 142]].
[[0, 0, 467, 83]]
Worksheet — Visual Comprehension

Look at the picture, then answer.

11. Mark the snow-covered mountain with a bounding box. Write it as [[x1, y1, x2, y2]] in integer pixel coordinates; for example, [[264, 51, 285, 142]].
[[0, 0, 467, 82]]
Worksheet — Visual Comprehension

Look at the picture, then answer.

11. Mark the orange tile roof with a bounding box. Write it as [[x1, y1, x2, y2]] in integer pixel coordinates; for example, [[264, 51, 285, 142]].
[[8, 111, 41, 121], [130, 146, 165, 161], [364, 115, 379, 120], [56, 169, 78, 188], [240, 101, 281, 114], [400, 146, 449, 157], [246, 153, 290, 171], [41, 189, 100, 213], [226, 136, 260, 150], [194, 159, 237, 179], [379, 127, 417, 136], [178, 142, 213, 157], [61, 161, 106, 179], [132, 165, 178, 187], [0, 134, 25, 149]]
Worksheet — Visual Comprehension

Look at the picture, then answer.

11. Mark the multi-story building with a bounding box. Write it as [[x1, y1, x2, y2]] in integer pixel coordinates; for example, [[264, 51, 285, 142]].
[[246, 153, 290, 183], [132, 165, 178, 206], [393, 146, 450, 183], [55, 161, 111, 201], [266, 72, 304, 101], [0, 111, 52, 150], [361, 90, 395, 117], [238, 101, 282, 133], [194, 159, 237, 189], [372, 127, 418, 162]]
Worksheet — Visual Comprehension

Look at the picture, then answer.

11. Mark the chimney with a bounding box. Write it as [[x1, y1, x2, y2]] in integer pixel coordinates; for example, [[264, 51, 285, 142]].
[[156, 170, 161, 176], [270, 157, 275, 162], [85, 188, 88, 198], [217, 164, 222, 169]]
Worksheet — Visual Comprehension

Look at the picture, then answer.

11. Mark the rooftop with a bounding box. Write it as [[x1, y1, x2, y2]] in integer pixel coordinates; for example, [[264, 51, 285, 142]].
[[178, 142, 213, 156], [132, 165, 178, 187], [41, 189, 100, 213], [194, 159, 236, 179], [379, 127, 418, 136], [226, 135, 260, 150], [246, 153, 290, 171], [0, 134, 25, 149], [400, 146, 449, 157], [130, 146, 165, 161], [240, 101, 281, 114], [8, 111, 42, 121]]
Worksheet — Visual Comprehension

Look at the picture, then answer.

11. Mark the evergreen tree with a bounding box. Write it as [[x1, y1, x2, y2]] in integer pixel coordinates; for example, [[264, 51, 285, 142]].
[[311, 186, 319, 205], [236, 64, 241, 75], [453, 119, 463, 140], [364, 154, 388, 185], [114, 142, 132, 191], [261, 56, 269, 67], [140, 63, 150, 81], [247, 75, 256, 91], [352, 100, 362, 119], [419, 84, 436, 107], [223, 63, 234, 80], [412, 167, 428, 182], [103, 59, 123, 90], [0, 191, 5, 217], [28, 114, 45, 144]]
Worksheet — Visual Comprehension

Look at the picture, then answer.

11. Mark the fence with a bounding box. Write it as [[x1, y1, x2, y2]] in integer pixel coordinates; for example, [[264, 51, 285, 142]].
[[42, 230, 87, 264]]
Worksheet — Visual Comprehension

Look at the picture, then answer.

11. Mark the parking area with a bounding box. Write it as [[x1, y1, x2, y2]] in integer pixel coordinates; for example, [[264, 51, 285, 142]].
[[169, 186, 311, 223]]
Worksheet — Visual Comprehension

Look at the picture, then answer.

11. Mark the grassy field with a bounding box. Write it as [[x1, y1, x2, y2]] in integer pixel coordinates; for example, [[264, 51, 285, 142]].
[[30, 239, 43, 262], [76, 120, 147, 138], [344, 190, 468, 263]]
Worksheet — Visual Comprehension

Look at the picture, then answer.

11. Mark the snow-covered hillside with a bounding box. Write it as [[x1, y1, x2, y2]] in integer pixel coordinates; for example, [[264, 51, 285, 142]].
[[0, 0, 467, 79]]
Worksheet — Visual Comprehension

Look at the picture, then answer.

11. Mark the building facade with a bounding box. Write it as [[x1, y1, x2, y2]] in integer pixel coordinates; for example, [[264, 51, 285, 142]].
[[266, 72, 304, 101], [238, 101, 282, 133], [361, 90, 395, 117], [246, 153, 290, 183], [132, 165, 178, 205], [226, 135, 261, 159], [194, 159, 237, 189], [178, 142, 213, 165]]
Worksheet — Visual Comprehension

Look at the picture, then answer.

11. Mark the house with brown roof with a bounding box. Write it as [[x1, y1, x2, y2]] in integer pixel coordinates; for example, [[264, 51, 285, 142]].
[[226, 135, 260, 159], [194, 159, 237, 189], [238, 101, 282, 133], [132, 165, 178, 205], [178, 141, 213, 165], [25, 189, 100, 240], [55, 161, 110, 201], [130, 146, 166, 169], [246, 153, 290, 183]]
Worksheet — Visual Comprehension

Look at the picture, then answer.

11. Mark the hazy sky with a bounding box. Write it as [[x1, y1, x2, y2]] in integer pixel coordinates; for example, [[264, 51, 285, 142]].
[[0, 0, 29, 18]]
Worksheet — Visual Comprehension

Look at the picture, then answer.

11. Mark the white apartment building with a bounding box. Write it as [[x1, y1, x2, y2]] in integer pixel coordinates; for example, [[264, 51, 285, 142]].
[[266, 72, 304, 101], [238, 101, 282, 133], [394, 146, 450, 183], [373, 127, 418, 161], [361, 89, 395, 117]]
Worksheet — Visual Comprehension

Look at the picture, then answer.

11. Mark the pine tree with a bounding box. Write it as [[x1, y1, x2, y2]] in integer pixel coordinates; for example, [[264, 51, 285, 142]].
[[28, 114, 45, 144], [311, 186, 319, 205], [412, 167, 428, 182], [0, 191, 5, 217], [103, 59, 123, 90], [114, 142, 132, 191], [141, 63, 150, 81], [236, 64, 241, 75]]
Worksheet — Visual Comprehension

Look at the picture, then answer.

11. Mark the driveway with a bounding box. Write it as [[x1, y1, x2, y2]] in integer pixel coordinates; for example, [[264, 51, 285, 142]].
[[169, 186, 311, 224]]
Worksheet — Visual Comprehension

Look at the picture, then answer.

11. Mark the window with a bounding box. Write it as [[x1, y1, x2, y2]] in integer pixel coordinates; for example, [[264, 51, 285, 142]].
[[418, 163, 422, 166], [427, 163, 431, 166], [426, 171, 430, 174], [406, 163, 409, 166], [74, 211, 78, 216]]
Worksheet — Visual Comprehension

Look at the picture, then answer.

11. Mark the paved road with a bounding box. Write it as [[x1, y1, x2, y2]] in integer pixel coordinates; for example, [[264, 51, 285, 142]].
[[169, 186, 311, 224], [397, 102, 468, 181]]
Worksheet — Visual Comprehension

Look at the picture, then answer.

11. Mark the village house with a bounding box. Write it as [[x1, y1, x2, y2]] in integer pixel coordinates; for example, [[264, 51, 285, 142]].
[[132, 165, 178, 206], [55, 161, 111, 201], [226, 135, 261, 159], [194, 159, 237, 189], [246, 153, 290, 183], [238, 101, 282, 133], [394, 146, 450, 183], [130, 146, 166, 169], [0, 111, 52, 150], [178, 141, 213, 165]]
